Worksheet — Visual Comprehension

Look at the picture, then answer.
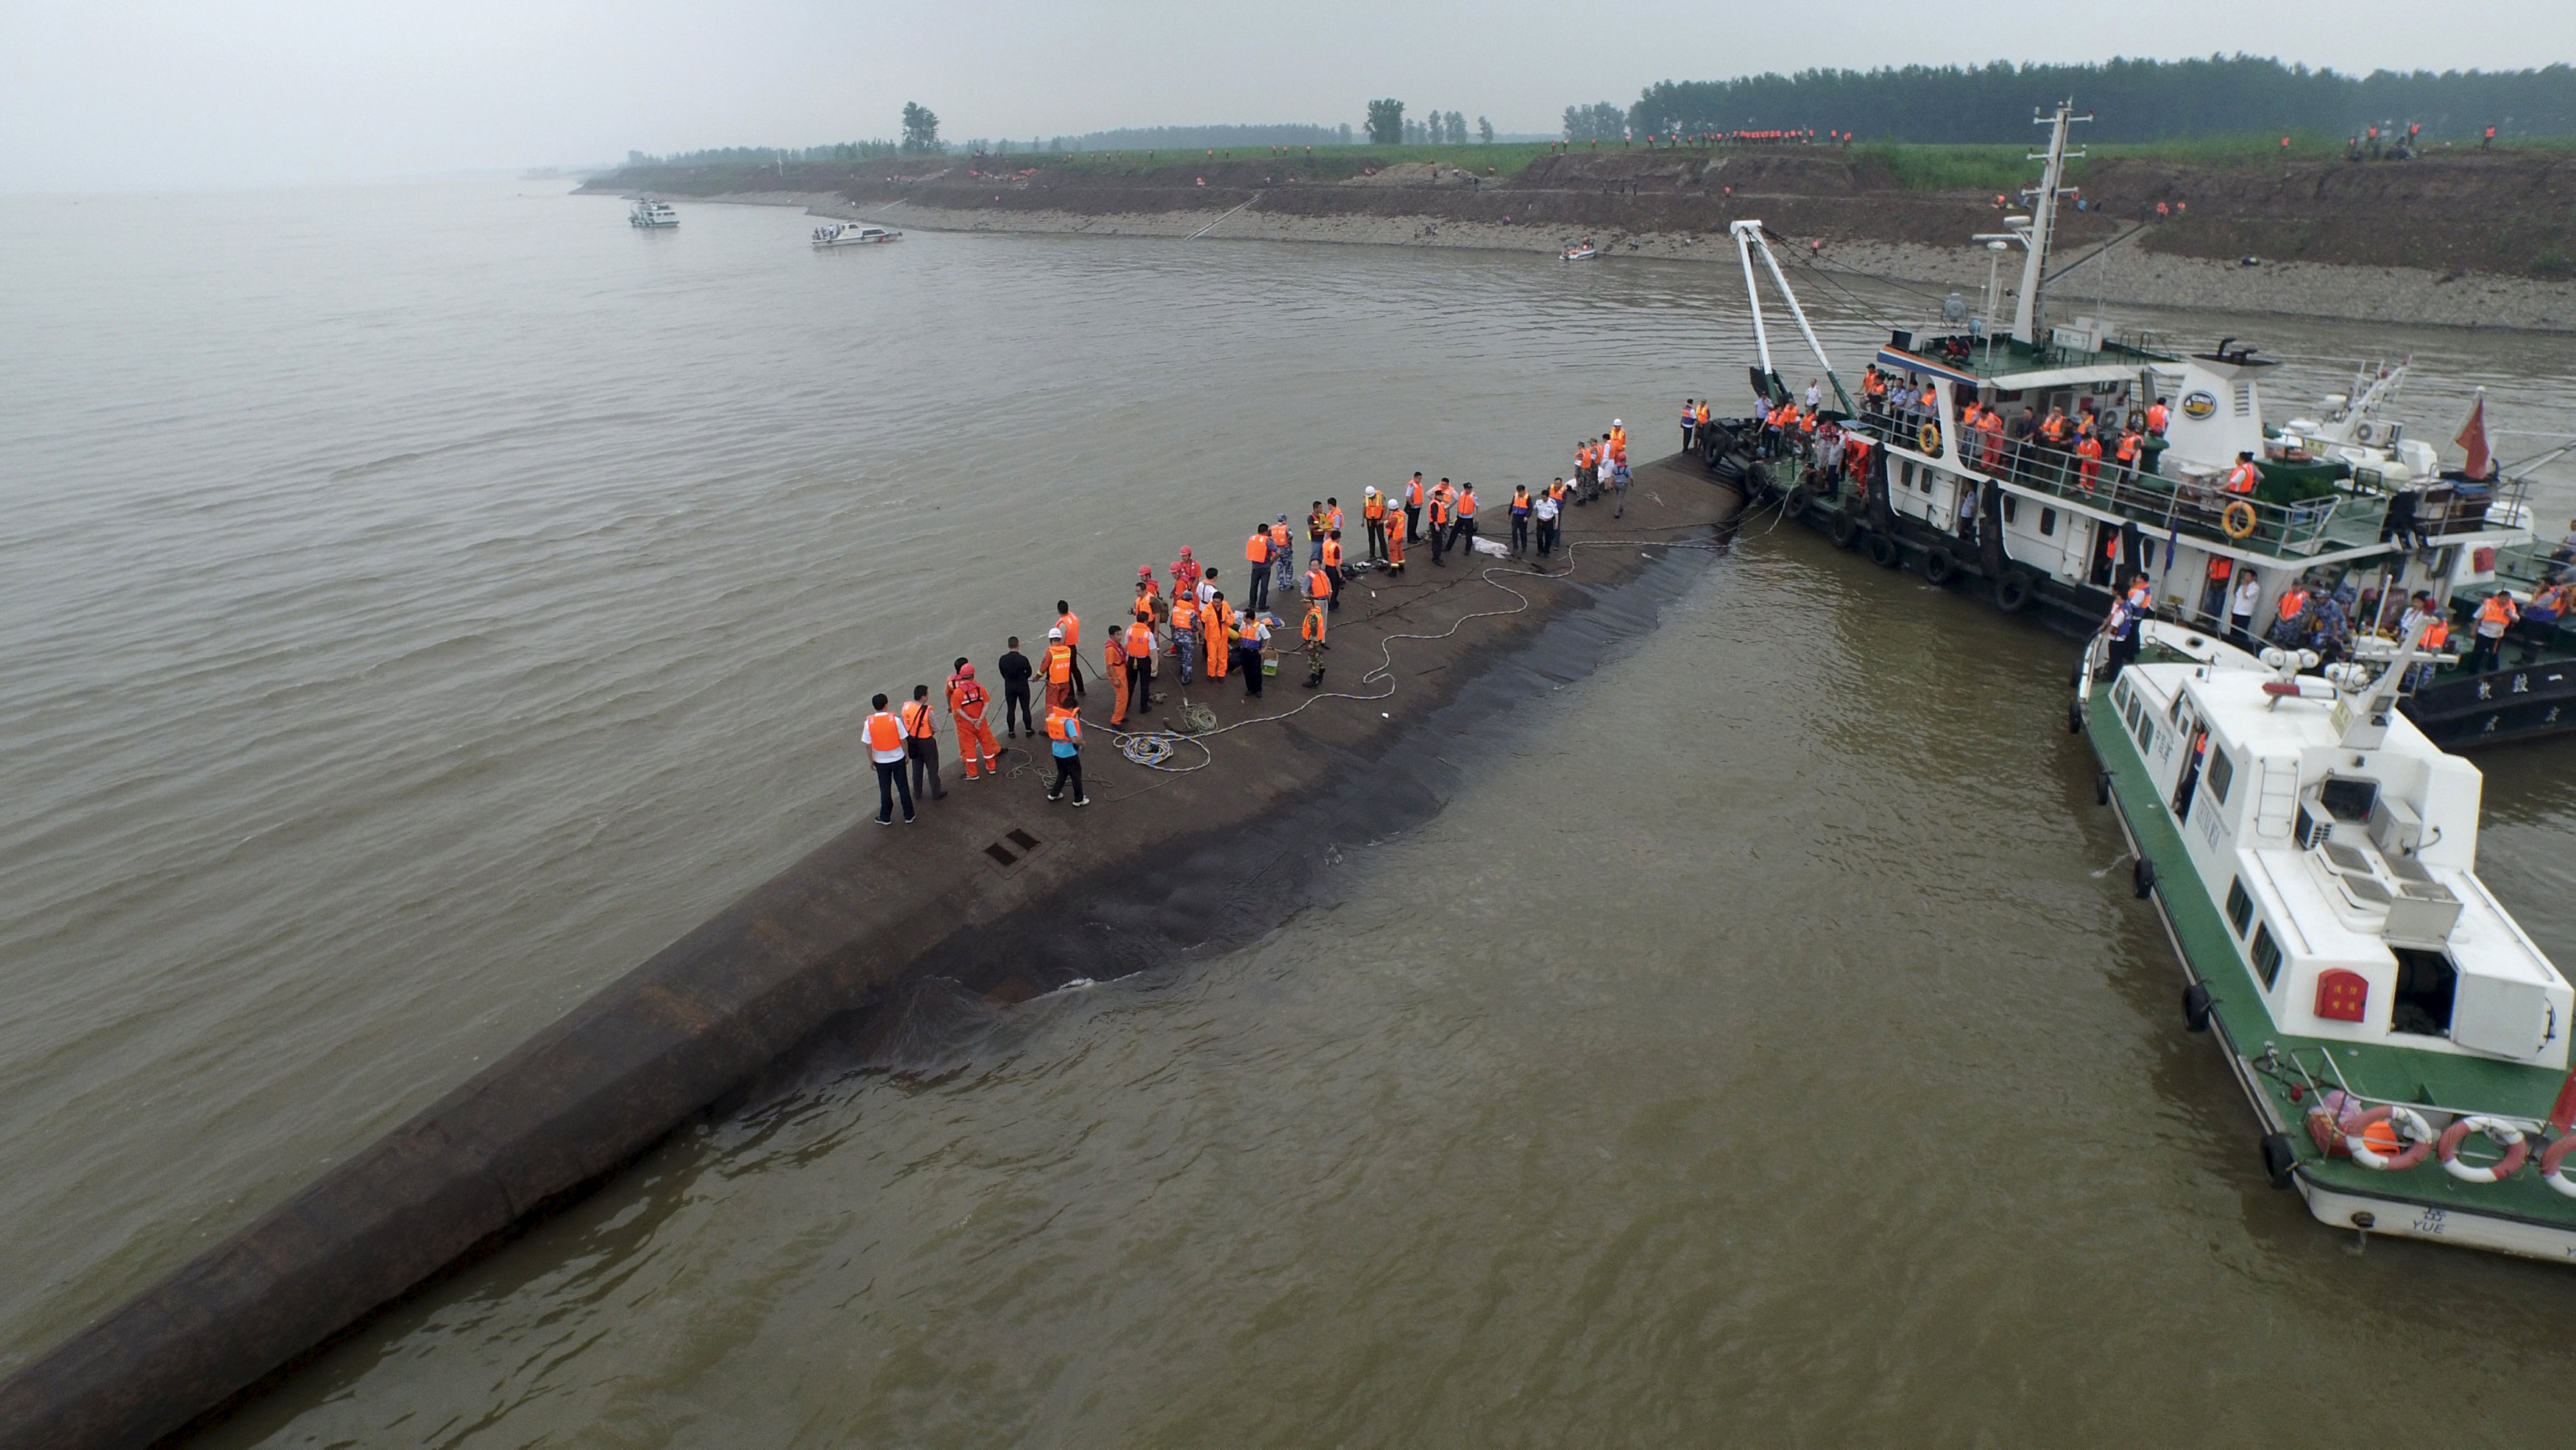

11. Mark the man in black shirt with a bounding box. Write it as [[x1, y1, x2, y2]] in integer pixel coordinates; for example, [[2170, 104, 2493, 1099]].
[[997, 637, 1035, 738]]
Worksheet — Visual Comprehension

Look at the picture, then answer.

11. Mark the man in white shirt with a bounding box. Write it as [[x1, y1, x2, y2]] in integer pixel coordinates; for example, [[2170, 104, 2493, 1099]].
[[2229, 573, 2261, 647], [1534, 487, 1561, 558], [1803, 378, 1822, 410]]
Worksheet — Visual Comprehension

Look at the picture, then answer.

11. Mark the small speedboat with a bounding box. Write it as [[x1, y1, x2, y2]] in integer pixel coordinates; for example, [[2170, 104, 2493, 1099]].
[[629, 199, 678, 228], [812, 223, 902, 248], [1560, 243, 1597, 261]]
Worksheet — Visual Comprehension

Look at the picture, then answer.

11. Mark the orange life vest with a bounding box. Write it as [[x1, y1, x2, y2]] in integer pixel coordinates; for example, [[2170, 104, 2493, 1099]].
[[1270, 523, 1292, 550], [1429, 487, 1453, 523], [1044, 643, 1075, 683], [1054, 612, 1080, 650], [2040, 413, 2070, 444], [1170, 597, 1197, 632], [1457, 487, 1477, 516], [2076, 436, 2103, 462], [1608, 425, 1625, 453], [1322, 537, 1342, 569], [2424, 618, 2451, 648], [1365, 495, 1385, 520], [1328, 506, 1344, 531], [1405, 478, 1423, 507], [900, 699, 935, 738], [863, 712, 904, 754], [1301, 604, 1325, 641], [1124, 621, 1153, 659], [1044, 709, 1074, 743], [1133, 590, 1155, 623], [2115, 432, 2142, 464], [946, 676, 988, 721], [1246, 531, 1270, 563], [2478, 595, 2518, 628], [2146, 403, 2170, 433], [1696, 402, 1711, 425], [2278, 592, 2306, 623], [1307, 566, 1331, 597], [2224, 462, 2260, 495]]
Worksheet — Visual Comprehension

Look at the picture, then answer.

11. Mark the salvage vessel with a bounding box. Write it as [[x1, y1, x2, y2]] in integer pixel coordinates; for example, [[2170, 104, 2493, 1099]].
[[2076, 618, 2576, 1259], [1700, 99, 2567, 749]]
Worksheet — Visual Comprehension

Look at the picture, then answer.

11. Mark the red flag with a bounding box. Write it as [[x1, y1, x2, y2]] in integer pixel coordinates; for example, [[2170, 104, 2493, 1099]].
[[2455, 391, 2491, 478]]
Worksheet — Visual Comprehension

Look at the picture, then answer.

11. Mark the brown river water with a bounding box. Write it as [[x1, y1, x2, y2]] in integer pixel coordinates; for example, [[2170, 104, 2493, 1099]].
[[7, 179, 2576, 1446]]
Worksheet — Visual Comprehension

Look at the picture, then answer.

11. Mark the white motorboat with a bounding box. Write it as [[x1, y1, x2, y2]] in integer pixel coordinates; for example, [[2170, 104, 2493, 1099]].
[[1560, 242, 1597, 261], [628, 199, 679, 229], [812, 223, 902, 248]]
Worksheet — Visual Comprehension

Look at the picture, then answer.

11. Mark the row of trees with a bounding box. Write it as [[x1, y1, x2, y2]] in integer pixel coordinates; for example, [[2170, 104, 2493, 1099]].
[[1362, 101, 1494, 145], [1621, 57, 2576, 143]]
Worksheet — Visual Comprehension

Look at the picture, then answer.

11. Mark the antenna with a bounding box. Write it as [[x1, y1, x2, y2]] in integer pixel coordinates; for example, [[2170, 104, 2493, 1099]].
[[2011, 99, 2092, 347]]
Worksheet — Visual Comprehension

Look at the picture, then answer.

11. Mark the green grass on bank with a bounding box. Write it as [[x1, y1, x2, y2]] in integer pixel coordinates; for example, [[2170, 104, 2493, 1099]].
[[978, 141, 1560, 180], [1854, 130, 2572, 191]]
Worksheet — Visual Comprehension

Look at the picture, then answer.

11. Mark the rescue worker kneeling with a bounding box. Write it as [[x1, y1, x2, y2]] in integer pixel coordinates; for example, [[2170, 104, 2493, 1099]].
[[1044, 704, 1089, 806]]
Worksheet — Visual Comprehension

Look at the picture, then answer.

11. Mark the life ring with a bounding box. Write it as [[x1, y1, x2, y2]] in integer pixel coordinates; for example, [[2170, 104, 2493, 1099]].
[[2343, 1105, 2435, 1171], [1918, 420, 1942, 454], [1922, 547, 1958, 586], [2541, 1134, 2576, 1198], [2435, 1115, 2530, 1184], [2221, 500, 2258, 540]]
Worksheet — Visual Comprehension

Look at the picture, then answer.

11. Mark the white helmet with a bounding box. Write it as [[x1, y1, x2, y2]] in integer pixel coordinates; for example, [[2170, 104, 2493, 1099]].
[[1046, 626, 1063, 640], [1613, 417, 1623, 426]]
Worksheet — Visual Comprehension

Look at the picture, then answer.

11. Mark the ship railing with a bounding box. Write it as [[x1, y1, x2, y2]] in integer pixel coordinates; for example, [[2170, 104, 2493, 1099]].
[[2267, 1041, 2556, 1139], [1853, 404, 2371, 557]]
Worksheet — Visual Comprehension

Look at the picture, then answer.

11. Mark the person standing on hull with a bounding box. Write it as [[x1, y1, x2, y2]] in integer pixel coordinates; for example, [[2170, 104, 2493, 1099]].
[[1507, 484, 1532, 556], [1044, 704, 1088, 806], [900, 685, 947, 803], [1306, 501, 1328, 568], [1535, 480, 1562, 559], [1103, 626, 1131, 727], [2470, 590, 2521, 673], [947, 659, 1000, 780], [1383, 505, 1407, 573], [863, 693, 916, 825], [1363, 487, 1388, 563], [1608, 456, 1631, 517], [1301, 595, 1328, 686], [1041, 625, 1086, 710], [1680, 398, 1698, 453], [2225, 570, 2261, 651], [1403, 473, 1424, 544], [997, 637, 1035, 738], [1240, 608, 1270, 697], [1243, 522, 1273, 612], [1450, 483, 1479, 558], [1427, 478, 1454, 565], [1270, 516, 1296, 601], [2098, 590, 2141, 681], [1321, 529, 1346, 595], [1203, 593, 1233, 682], [1168, 590, 1200, 685]]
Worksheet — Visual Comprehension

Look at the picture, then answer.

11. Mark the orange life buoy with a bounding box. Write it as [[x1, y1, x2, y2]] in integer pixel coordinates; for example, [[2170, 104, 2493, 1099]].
[[2221, 500, 2258, 540], [2436, 1116, 2529, 1184], [2344, 1104, 2434, 1172]]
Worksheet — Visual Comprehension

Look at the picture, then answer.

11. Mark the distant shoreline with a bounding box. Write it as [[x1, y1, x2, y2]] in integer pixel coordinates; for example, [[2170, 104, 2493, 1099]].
[[631, 185, 2576, 334]]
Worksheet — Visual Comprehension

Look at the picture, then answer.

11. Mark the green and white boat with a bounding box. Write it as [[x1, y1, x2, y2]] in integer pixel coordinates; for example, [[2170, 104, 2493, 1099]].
[[2076, 618, 2576, 1259]]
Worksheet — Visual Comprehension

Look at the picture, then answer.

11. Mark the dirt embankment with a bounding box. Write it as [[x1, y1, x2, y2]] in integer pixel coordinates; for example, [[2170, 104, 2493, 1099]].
[[585, 146, 2576, 328]]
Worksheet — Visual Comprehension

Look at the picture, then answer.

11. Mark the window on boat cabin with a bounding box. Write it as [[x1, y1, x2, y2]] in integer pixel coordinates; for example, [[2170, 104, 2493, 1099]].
[[2390, 947, 2458, 1037], [2250, 922, 2283, 989], [2225, 877, 2253, 938], [2001, 495, 2018, 524], [1900, 461, 1916, 488], [2205, 748, 2234, 805], [2039, 507, 2057, 537]]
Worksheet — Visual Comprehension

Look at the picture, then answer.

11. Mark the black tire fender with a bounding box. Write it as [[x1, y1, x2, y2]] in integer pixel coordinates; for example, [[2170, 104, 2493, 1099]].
[[1995, 570, 2037, 613], [2067, 699, 2085, 735], [1825, 511, 1861, 549], [2134, 855, 2158, 899], [1864, 531, 1900, 569], [1923, 547, 1958, 586], [2260, 1132, 2299, 1189], [2183, 982, 2214, 1033], [2095, 769, 2112, 805]]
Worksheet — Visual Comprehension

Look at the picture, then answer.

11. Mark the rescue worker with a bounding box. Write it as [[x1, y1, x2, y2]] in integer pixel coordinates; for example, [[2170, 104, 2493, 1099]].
[[1451, 483, 1479, 556], [2112, 427, 2142, 489], [1171, 545, 1200, 604], [1681, 398, 1698, 453], [1240, 608, 1270, 696], [1169, 590, 1200, 683], [1535, 481, 1562, 559], [1508, 484, 1532, 556], [1321, 528, 1345, 590], [2146, 397, 2170, 436], [944, 659, 1000, 782], [1203, 593, 1233, 680], [1307, 500, 1328, 565], [1301, 597, 1328, 686], [1384, 506, 1407, 573], [1103, 625, 1130, 726], [1244, 522, 1273, 611], [1043, 704, 1088, 806], [1978, 405, 2005, 471], [1122, 618, 1155, 716], [1042, 624, 1087, 710], [2101, 590, 2142, 678], [1428, 478, 1455, 565], [1696, 400, 1712, 446], [1308, 557, 1337, 615], [2470, 589, 2520, 673], [1404, 473, 1425, 543], [1608, 418, 1627, 459], [2223, 451, 2261, 495], [1326, 497, 1344, 538], [1607, 457, 1630, 517], [997, 637, 1036, 738], [1270, 515, 1296, 598], [901, 685, 946, 802], [863, 693, 915, 825], [1363, 487, 1389, 562], [2074, 431, 2104, 491]]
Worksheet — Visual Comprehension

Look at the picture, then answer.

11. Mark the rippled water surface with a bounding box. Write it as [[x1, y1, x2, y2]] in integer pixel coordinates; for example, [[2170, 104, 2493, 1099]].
[[6, 179, 2575, 1444]]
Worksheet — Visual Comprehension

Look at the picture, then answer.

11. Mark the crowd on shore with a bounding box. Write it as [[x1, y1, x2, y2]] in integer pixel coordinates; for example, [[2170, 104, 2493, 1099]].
[[853, 425, 1646, 824]]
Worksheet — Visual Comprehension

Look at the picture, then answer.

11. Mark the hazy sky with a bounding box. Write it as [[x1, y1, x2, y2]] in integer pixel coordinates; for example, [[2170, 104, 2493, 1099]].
[[5, 0, 2570, 191]]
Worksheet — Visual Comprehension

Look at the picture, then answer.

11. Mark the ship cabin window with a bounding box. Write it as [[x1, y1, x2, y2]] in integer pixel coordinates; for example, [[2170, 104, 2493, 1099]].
[[2206, 749, 2235, 805], [2002, 495, 2019, 524], [2390, 947, 2458, 1037], [2225, 877, 2254, 938], [2318, 775, 2378, 821], [2039, 508, 2057, 537], [2250, 923, 2283, 989]]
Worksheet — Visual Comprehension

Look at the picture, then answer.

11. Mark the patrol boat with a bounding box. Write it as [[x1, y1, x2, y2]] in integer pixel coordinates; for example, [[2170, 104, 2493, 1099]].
[[1699, 99, 2552, 749], [2076, 618, 2576, 1259], [812, 222, 901, 247], [628, 197, 679, 228]]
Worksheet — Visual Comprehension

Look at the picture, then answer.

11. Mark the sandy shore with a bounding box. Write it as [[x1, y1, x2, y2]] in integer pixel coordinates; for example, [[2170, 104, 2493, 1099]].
[[695, 191, 2576, 332]]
